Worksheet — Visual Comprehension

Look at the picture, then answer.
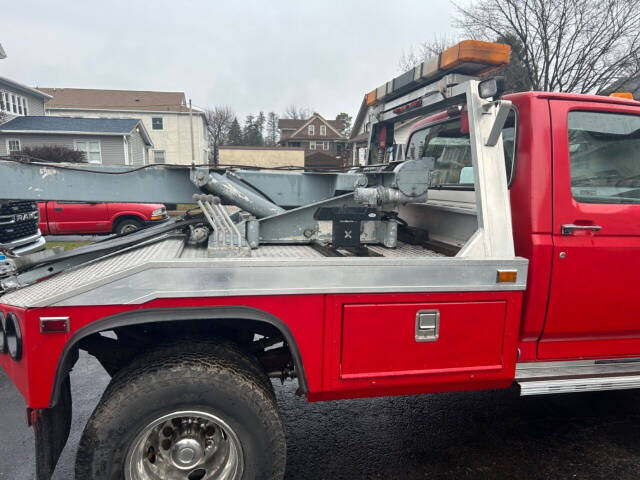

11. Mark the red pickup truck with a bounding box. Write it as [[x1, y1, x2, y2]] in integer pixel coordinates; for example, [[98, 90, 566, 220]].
[[38, 202, 168, 236]]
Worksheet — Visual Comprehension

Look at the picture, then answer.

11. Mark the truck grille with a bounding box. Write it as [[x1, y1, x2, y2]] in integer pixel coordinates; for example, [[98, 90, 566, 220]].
[[0, 201, 38, 215], [0, 219, 38, 243], [0, 202, 39, 244]]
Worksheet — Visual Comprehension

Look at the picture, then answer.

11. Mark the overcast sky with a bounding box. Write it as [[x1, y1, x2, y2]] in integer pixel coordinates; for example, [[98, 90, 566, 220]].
[[2, 1, 457, 121]]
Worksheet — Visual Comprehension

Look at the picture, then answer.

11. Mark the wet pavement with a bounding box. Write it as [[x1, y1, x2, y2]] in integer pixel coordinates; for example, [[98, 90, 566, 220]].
[[1, 353, 639, 479], [44, 235, 103, 242]]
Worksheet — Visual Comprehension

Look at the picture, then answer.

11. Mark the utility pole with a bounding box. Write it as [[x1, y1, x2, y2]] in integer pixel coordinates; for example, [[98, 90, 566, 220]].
[[189, 99, 195, 163]]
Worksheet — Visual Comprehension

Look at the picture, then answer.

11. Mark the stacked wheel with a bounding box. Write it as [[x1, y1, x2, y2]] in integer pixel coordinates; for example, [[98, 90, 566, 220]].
[[76, 341, 286, 480]]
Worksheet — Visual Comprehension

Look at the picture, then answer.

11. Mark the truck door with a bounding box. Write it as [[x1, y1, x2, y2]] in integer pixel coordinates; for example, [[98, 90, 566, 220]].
[[540, 100, 640, 359], [48, 201, 110, 234]]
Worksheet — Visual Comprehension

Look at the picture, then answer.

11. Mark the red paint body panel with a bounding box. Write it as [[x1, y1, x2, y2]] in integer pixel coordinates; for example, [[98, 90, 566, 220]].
[[503, 94, 555, 361], [340, 301, 506, 376], [0, 291, 523, 408], [38, 201, 165, 235], [314, 291, 523, 401], [0, 306, 31, 403], [538, 99, 640, 359], [2, 295, 325, 408]]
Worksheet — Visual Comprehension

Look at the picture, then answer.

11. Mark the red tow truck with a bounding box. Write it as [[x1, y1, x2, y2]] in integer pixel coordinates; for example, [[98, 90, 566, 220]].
[[38, 201, 168, 236], [1, 40, 640, 480]]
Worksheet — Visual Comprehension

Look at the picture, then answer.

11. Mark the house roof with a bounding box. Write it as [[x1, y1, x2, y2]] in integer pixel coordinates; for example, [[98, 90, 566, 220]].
[[37, 87, 201, 113], [278, 117, 343, 130], [350, 96, 368, 140], [0, 116, 153, 145], [0, 75, 51, 100], [278, 114, 345, 143]]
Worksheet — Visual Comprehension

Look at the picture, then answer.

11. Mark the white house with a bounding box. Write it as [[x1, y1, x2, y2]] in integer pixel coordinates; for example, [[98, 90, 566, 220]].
[[0, 75, 51, 122], [39, 87, 208, 165]]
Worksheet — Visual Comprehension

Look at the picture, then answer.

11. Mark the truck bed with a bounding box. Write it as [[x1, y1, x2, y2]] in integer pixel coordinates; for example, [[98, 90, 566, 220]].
[[0, 237, 527, 308]]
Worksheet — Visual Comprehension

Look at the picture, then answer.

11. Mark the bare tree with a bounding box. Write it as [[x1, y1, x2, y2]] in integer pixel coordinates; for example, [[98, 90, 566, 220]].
[[283, 105, 313, 120], [454, 0, 640, 93], [398, 35, 458, 72], [205, 106, 234, 166]]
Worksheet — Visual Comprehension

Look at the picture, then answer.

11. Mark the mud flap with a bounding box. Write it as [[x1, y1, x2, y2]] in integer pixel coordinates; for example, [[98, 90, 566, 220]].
[[33, 376, 72, 480]]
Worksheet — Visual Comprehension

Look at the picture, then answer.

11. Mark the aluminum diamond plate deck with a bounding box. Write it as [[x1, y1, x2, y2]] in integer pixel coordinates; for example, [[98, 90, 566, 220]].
[[180, 243, 442, 259], [1, 238, 185, 307], [0, 239, 527, 308]]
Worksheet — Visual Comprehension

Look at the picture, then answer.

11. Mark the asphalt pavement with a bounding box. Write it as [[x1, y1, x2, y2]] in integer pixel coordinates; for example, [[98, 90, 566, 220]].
[[44, 235, 103, 242], [1, 352, 639, 479]]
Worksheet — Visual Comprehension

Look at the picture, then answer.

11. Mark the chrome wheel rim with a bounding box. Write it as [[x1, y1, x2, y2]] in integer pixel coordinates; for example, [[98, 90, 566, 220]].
[[124, 410, 243, 480], [121, 224, 139, 234]]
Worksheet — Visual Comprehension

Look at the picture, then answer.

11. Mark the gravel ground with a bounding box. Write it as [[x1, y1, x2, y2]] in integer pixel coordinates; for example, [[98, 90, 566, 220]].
[[1, 352, 639, 479]]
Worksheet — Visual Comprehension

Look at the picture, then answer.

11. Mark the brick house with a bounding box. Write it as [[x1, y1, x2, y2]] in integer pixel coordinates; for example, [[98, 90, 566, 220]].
[[278, 114, 347, 166]]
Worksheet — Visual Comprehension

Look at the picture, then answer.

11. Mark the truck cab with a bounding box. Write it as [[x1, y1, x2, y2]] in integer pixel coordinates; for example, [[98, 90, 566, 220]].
[[402, 90, 640, 368]]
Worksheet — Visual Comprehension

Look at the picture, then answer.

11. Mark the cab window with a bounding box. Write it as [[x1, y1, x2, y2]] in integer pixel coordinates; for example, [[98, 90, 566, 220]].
[[568, 111, 640, 204], [406, 110, 517, 188]]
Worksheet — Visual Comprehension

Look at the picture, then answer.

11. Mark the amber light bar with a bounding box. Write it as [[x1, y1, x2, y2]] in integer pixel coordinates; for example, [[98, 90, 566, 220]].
[[609, 92, 634, 99], [365, 40, 511, 107]]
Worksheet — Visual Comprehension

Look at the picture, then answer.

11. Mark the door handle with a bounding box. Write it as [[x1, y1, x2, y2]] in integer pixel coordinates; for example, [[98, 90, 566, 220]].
[[54, 207, 63, 212], [561, 224, 602, 235]]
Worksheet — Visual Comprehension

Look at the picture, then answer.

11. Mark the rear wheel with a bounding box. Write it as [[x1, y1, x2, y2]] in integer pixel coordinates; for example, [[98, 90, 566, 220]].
[[75, 341, 285, 480], [115, 218, 142, 235]]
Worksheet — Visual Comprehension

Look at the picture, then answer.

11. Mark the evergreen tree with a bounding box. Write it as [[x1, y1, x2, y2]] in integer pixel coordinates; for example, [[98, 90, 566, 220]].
[[243, 113, 266, 146], [243, 114, 255, 145], [266, 112, 279, 146], [335, 112, 353, 138], [494, 33, 532, 93], [228, 117, 243, 146], [255, 111, 266, 146]]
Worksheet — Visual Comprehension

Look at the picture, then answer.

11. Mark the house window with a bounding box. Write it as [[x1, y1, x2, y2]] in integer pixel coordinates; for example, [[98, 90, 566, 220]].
[[288, 141, 301, 147], [320, 125, 326, 136], [308, 125, 315, 135], [6, 139, 21, 154], [75, 140, 102, 164], [323, 141, 330, 150], [152, 117, 164, 130], [153, 150, 166, 164], [310, 141, 316, 150], [0, 92, 28, 116]]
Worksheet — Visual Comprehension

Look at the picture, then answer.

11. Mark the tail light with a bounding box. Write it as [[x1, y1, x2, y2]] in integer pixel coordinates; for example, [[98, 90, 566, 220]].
[[379, 125, 388, 149], [0, 312, 6, 354], [2, 312, 22, 361]]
